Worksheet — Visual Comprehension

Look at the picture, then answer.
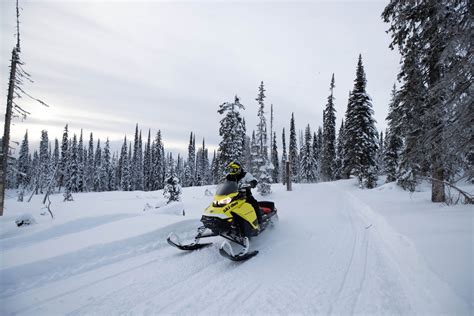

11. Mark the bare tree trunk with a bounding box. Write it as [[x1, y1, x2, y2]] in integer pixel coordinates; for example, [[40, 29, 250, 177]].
[[286, 161, 292, 191], [0, 48, 19, 216]]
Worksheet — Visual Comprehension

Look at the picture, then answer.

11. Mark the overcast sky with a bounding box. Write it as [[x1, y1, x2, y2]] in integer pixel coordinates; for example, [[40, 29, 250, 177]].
[[1, 0, 400, 157]]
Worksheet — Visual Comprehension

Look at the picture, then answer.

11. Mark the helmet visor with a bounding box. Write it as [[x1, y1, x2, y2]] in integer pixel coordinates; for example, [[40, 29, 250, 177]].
[[224, 164, 241, 176]]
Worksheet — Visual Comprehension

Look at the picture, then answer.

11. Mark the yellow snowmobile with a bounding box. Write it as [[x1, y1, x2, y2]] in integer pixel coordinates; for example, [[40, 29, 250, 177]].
[[167, 180, 278, 261]]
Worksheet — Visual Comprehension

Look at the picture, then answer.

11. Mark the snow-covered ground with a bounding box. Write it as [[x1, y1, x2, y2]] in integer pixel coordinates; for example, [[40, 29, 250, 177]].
[[0, 179, 472, 315]]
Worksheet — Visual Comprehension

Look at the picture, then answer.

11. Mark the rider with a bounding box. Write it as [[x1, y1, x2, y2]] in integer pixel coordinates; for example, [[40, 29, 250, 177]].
[[224, 161, 262, 226]]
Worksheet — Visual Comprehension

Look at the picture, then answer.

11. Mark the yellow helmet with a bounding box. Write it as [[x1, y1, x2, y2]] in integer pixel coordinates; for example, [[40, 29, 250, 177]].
[[224, 161, 242, 176]]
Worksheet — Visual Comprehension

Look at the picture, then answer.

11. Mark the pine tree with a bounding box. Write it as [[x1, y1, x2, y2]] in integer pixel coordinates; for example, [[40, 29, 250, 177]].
[[383, 1, 471, 201], [250, 131, 259, 175], [143, 129, 152, 191], [300, 125, 316, 183], [211, 150, 221, 184], [312, 132, 320, 180], [289, 113, 299, 182], [52, 138, 60, 191], [59, 125, 69, 190], [120, 137, 131, 191], [137, 130, 144, 190], [39, 130, 50, 194], [256, 81, 269, 161], [343, 55, 378, 188], [68, 134, 79, 193], [376, 131, 385, 175], [101, 139, 112, 191], [164, 175, 182, 204], [17, 131, 29, 197], [93, 139, 102, 191], [86, 133, 94, 192], [217, 95, 246, 169], [321, 74, 337, 181], [334, 120, 345, 180], [184, 132, 196, 187], [384, 85, 403, 183], [152, 131, 164, 190], [271, 132, 279, 183], [281, 128, 288, 184], [77, 130, 84, 192]]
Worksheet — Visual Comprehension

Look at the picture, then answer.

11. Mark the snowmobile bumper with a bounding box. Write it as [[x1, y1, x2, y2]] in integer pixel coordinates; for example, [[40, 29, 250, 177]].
[[201, 215, 231, 234]]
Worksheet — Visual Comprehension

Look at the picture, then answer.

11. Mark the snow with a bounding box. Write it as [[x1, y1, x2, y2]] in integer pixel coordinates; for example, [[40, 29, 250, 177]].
[[0, 180, 472, 315]]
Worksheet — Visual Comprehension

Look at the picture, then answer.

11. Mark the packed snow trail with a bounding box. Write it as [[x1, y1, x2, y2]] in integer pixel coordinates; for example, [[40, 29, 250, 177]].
[[0, 181, 470, 315]]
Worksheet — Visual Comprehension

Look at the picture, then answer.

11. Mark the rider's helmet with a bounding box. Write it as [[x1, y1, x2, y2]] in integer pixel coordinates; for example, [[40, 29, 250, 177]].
[[224, 161, 243, 176]]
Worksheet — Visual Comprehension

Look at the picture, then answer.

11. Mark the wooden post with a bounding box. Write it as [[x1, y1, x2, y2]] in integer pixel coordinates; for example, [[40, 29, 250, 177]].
[[286, 161, 292, 191]]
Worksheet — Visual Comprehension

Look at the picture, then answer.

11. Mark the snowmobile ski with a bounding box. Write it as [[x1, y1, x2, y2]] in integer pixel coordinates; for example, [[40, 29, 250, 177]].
[[167, 232, 213, 251], [219, 238, 258, 261]]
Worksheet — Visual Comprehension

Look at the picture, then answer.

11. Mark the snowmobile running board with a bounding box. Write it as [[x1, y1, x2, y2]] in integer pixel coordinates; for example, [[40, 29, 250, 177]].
[[167, 233, 214, 251]]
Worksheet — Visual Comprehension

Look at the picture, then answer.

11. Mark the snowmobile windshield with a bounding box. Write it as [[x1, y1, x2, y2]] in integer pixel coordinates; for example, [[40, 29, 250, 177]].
[[216, 181, 238, 195]]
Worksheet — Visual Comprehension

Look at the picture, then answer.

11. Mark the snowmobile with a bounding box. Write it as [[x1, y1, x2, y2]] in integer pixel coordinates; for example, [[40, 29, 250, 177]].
[[167, 180, 278, 261]]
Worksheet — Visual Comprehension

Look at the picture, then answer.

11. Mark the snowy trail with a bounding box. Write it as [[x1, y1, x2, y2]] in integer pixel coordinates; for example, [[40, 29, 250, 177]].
[[0, 183, 470, 315]]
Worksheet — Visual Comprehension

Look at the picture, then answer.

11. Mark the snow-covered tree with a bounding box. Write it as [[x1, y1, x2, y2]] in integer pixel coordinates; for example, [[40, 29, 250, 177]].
[[257, 161, 273, 196], [163, 175, 182, 204], [101, 139, 112, 191], [289, 113, 299, 182], [152, 131, 165, 190], [342, 55, 378, 188], [120, 137, 131, 191], [281, 128, 288, 185], [255, 81, 269, 161], [143, 130, 152, 191], [334, 120, 345, 180], [384, 86, 403, 183], [300, 125, 317, 183], [39, 130, 50, 194], [16, 131, 30, 198], [68, 134, 79, 193], [271, 132, 279, 183], [77, 130, 85, 192], [184, 132, 196, 187], [58, 125, 69, 190], [217, 95, 246, 169], [383, 0, 471, 201], [86, 133, 94, 192], [321, 74, 337, 181]]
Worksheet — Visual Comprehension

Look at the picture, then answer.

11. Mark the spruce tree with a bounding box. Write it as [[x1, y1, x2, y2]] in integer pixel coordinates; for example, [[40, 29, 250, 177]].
[[39, 130, 50, 193], [68, 134, 79, 193], [300, 124, 316, 183], [384, 85, 403, 183], [271, 132, 279, 183], [93, 139, 102, 191], [152, 130, 164, 190], [76, 130, 84, 192], [86, 133, 94, 191], [289, 113, 299, 182], [120, 137, 131, 191], [321, 74, 337, 181], [143, 130, 152, 191], [256, 81, 268, 160], [334, 119, 345, 180], [59, 125, 69, 190], [281, 128, 288, 185], [17, 131, 29, 197], [343, 55, 378, 188], [184, 132, 196, 187], [101, 139, 112, 191], [383, 1, 471, 201], [217, 95, 246, 169]]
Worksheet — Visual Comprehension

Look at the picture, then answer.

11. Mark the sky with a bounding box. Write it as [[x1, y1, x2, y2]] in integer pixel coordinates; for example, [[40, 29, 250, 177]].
[[1, 0, 400, 157]]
